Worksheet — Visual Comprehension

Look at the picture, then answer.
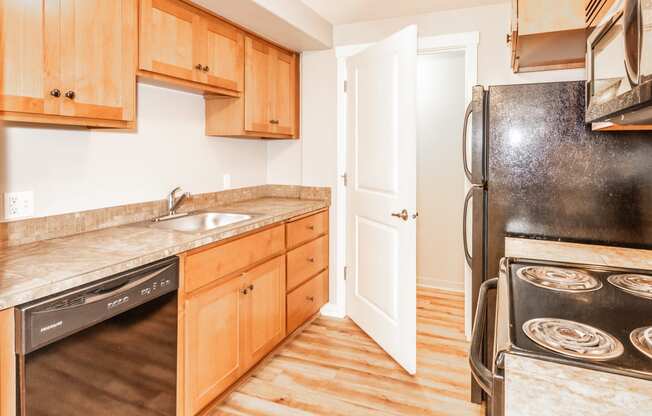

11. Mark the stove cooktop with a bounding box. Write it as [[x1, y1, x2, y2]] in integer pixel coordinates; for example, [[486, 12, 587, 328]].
[[505, 258, 652, 380]]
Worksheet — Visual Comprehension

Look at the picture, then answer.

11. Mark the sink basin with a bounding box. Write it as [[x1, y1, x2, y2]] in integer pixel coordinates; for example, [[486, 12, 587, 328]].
[[148, 211, 254, 233]]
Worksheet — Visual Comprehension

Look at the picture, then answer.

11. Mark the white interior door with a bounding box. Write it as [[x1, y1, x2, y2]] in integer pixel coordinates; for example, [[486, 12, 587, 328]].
[[346, 25, 418, 374]]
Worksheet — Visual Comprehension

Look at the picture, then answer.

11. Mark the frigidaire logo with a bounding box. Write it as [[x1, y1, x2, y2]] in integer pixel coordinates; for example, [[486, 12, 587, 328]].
[[40, 321, 63, 333]]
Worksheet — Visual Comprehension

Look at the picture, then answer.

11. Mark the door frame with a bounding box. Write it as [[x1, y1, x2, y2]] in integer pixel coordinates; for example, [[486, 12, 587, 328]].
[[335, 31, 479, 339]]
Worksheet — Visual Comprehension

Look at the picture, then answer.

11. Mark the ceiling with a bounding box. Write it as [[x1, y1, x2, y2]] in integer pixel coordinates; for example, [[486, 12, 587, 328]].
[[301, 0, 505, 25]]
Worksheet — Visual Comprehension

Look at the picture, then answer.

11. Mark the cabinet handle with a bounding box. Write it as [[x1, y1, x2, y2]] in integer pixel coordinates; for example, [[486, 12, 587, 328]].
[[195, 64, 203, 70], [269, 120, 279, 125], [307, 257, 315, 263], [307, 225, 315, 231], [50, 89, 61, 98], [306, 296, 315, 302], [203, 65, 210, 72], [64, 91, 75, 100]]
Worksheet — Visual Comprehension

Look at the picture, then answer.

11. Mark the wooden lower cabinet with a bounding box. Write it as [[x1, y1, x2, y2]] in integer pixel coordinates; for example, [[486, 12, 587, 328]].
[[0, 309, 15, 416], [184, 255, 286, 415]]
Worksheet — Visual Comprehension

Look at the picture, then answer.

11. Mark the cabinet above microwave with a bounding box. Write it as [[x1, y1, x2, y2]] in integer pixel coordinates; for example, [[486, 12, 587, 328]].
[[586, 0, 652, 129]]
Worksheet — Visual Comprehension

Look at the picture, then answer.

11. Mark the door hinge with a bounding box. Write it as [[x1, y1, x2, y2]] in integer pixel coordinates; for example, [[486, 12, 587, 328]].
[[344, 266, 347, 281], [341, 172, 348, 186], [344, 80, 348, 93]]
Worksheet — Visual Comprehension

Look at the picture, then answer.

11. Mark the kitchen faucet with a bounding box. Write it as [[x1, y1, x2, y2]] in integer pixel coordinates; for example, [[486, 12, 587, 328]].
[[167, 186, 190, 216]]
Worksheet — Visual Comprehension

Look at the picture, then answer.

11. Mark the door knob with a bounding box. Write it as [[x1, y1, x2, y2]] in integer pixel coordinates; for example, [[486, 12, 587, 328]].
[[64, 91, 75, 100], [391, 209, 409, 221], [50, 89, 61, 98]]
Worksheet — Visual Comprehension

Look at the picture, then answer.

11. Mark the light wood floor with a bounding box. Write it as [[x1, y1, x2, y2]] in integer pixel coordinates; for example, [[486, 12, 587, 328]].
[[207, 287, 484, 416]]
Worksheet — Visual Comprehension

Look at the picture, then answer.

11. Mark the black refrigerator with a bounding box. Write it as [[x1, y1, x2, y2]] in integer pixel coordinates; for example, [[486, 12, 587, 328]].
[[463, 81, 652, 407]]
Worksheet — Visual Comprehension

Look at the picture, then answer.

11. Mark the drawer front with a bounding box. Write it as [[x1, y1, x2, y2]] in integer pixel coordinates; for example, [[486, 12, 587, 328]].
[[185, 225, 285, 293], [286, 211, 328, 248], [286, 235, 328, 292], [286, 270, 328, 334]]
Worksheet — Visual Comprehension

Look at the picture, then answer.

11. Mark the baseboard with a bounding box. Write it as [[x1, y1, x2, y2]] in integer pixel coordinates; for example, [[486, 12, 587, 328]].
[[418, 276, 464, 292], [320, 301, 346, 318]]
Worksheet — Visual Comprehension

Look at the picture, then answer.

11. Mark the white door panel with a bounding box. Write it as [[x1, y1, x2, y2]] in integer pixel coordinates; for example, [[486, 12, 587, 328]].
[[346, 25, 417, 375]]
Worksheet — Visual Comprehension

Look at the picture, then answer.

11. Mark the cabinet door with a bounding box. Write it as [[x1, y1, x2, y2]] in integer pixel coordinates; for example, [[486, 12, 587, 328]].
[[244, 36, 274, 133], [139, 0, 202, 83], [186, 275, 245, 415], [59, 0, 136, 121], [0, 0, 58, 116], [202, 18, 244, 93], [271, 49, 297, 136], [242, 256, 286, 370]]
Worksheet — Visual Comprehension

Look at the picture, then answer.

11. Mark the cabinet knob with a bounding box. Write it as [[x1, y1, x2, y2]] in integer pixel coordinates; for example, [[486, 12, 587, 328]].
[[306, 296, 315, 302], [195, 64, 203, 70], [248, 284, 254, 292], [64, 91, 75, 100], [269, 120, 279, 125], [307, 225, 315, 231], [307, 257, 315, 263], [203, 65, 210, 72], [240, 288, 248, 295], [50, 89, 61, 98]]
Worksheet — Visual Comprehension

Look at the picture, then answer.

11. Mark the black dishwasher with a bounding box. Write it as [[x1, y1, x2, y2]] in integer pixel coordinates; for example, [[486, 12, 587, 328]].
[[15, 256, 179, 416]]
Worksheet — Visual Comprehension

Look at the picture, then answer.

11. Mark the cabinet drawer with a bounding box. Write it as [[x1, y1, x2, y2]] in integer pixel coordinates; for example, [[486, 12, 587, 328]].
[[286, 235, 328, 292], [286, 211, 328, 248], [185, 225, 285, 293], [286, 270, 328, 334]]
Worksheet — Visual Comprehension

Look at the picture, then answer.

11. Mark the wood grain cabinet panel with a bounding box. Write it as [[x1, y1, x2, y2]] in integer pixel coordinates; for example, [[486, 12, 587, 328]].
[[202, 19, 244, 92], [286, 270, 329, 335], [272, 49, 297, 136], [244, 37, 274, 134], [185, 274, 244, 415], [286, 235, 328, 292], [241, 256, 286, 370], [286, 211, 328, 249], [0, 0, 136, 127], [60, 0, 137, 121], [185, 225, 285, 293], [139, 0, 202, 83]]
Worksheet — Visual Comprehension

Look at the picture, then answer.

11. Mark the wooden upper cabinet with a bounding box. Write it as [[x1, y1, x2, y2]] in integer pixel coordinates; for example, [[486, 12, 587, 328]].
[[185, 274, 244, 415], [509, 0, 586, 73], [139, 0, 244, 96], [202, 19, 244, 92], [0, 0, 50, 116], [244, 37, 274, 134], [272, 49, 297, 136], [241, 256, 286, 371], [206, 35, 299, 139], [59, 0, 137, 122], [0, 0, 136, 127], [139, 0, 202, 83]]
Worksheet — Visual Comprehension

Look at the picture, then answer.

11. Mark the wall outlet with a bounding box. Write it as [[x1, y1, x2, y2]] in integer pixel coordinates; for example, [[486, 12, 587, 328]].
[[223, 174, 231, 190], [4, 191, 34, 219]]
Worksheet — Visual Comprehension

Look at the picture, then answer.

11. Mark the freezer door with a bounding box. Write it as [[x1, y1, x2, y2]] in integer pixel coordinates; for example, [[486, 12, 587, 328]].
[[462, 85, 486, 185]]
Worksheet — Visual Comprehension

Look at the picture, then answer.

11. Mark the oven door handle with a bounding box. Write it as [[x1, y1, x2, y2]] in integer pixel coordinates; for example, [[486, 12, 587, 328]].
[[469, 277, 498, 396]]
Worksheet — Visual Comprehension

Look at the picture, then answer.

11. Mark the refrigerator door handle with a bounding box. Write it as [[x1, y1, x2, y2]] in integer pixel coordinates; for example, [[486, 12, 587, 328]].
[[463, 185, 481, 267], [469, 278, 499, 397], [462, 101, 473, 183]]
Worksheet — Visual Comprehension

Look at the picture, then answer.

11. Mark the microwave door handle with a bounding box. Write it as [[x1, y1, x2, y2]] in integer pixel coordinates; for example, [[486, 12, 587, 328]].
[[462, 101, 473, 183], [469, 277, 498, 397]]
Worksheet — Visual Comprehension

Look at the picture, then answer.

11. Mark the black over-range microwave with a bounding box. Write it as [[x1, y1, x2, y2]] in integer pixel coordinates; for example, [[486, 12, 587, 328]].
[[586, 0, 652, 125]]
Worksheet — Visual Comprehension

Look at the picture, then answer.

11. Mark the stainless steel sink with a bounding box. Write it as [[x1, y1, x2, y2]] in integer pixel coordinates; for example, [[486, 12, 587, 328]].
[[148, 211, 254, 233]]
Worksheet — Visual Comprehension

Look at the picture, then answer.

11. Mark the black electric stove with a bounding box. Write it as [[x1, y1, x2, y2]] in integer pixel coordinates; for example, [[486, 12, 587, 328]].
[[502, 258, 652, 381]]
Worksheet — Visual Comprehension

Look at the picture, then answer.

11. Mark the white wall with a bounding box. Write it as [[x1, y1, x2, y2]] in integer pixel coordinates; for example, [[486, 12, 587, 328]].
[[267, 49, 344, 316], [0, 83, 268, 218], [417, 51, 466, 291], [333, 2, 586, 85]]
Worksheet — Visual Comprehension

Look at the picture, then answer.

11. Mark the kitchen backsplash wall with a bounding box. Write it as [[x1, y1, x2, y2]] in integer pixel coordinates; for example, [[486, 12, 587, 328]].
[[0, 83, 268, 220]]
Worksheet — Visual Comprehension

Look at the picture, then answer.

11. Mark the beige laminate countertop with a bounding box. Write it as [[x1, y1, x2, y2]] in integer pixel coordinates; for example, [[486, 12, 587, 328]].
[[505, 237, 652, 270], [0, 197, 328, 310]]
